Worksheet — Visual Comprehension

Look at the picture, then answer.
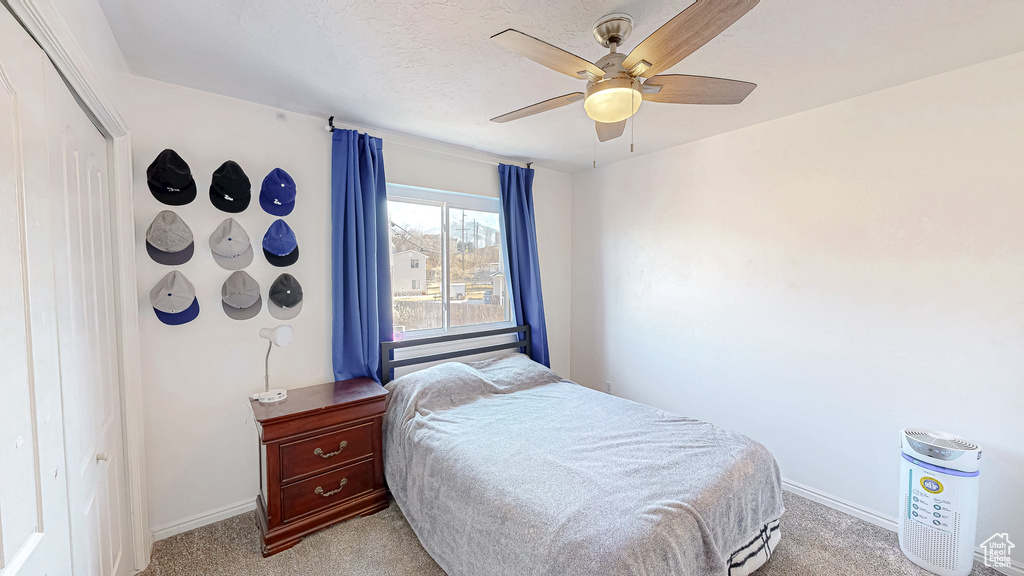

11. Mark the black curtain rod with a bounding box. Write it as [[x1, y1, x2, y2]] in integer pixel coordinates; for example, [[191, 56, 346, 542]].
[[326, 116, 531, 169]]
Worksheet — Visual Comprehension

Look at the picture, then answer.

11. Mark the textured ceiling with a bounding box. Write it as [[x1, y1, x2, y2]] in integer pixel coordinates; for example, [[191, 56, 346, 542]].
[[97, 0, 1024, 173]]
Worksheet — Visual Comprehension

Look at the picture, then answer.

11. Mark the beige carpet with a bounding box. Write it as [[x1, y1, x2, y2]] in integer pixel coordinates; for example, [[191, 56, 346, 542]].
[[140, 492, 1001, 576]]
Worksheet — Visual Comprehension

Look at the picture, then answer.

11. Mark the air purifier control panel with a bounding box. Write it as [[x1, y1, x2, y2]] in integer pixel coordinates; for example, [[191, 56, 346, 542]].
[[909, 476, 954, 533], [908, 438, 963, 461]]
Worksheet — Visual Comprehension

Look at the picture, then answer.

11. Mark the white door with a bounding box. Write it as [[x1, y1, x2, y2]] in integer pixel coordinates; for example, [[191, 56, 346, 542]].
[[47, 60, 131, 576], [0, 6, 131, 576], [0, 6, 74, 576]]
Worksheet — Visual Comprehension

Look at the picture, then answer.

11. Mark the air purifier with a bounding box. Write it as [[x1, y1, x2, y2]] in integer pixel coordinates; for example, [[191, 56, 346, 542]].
[[899, 428, 982, 576]]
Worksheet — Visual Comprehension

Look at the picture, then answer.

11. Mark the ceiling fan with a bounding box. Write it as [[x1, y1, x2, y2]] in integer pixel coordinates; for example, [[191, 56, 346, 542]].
[[489, 0, 759, 142]]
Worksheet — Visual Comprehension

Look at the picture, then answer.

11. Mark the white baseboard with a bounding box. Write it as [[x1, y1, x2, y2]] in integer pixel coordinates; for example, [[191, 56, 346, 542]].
[[151, 498, 256, 542], [782, 478, 898, 531], [782, 478, 1024, 576]]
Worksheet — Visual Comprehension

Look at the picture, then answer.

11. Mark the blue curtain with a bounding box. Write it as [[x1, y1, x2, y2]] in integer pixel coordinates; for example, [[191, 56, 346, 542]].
[[331, 129, 392, 382], [498, 163, 550, 367]]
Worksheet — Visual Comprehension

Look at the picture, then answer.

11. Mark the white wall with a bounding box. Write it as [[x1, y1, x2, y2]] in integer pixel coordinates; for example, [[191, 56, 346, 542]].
[[534, 168, 573, 377], [126, 76, 334, 535], [123, 76, 572, 534], [571, 52, 1024, 547]]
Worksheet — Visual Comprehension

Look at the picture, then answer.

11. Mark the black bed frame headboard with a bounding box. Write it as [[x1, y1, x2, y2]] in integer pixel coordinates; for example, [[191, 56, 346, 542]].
[[380, 325, 531, 385]]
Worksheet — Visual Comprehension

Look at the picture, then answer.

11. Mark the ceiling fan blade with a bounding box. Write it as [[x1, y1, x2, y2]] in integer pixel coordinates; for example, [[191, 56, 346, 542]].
[[595, 120, 626, 142], [623, 0, 759, 79], [642, 74, 755, 104], [492, 29, 605, 79], [491, 93, 585, 123]]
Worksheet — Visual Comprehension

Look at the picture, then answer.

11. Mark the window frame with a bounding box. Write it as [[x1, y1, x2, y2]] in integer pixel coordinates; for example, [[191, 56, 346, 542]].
[[386, 183, 513, 340]]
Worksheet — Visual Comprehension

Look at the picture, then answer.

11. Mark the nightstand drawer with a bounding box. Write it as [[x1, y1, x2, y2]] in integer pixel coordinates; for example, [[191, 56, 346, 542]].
[[280, 422, 373, 483], [280, 459, 375, 522]]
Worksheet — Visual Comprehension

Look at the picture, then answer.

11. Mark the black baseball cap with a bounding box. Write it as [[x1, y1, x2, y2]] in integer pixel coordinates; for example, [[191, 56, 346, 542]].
[[269, 273, 303, 320], [209, 161, 251, 213], [147, 149, 197, 206]]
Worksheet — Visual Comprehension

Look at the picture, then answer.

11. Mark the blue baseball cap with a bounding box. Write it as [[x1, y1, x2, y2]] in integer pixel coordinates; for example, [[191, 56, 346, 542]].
[[259, 168, 296, 216], [262, 219, 299, 267]]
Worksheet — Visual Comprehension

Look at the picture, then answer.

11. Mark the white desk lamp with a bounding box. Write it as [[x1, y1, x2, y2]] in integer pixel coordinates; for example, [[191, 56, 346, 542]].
[[255, 325, 293, 403]]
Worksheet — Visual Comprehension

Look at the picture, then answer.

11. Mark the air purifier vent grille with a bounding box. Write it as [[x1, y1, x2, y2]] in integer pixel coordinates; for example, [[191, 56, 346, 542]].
[[904, 429, 979, 451], [901, 497, 960, 571]]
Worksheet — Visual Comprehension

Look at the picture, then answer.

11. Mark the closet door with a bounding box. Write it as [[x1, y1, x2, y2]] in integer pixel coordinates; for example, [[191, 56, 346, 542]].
[[0, 6, 131, 576], [0, 6, 73, 576], [44, 28, 132, 576]]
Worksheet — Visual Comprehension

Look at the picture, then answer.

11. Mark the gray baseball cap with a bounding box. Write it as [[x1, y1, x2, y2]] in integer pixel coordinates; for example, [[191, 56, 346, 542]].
[[146, 210, 194, 265], [221, 271, 262, 320], [268, 273, 303, 320], [209, 218, 253, 270], [150, 271, 200, 325]]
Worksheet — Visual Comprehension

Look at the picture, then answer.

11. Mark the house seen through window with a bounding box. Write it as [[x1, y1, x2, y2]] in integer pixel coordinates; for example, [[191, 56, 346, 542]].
[[387, 184, 510, 337]]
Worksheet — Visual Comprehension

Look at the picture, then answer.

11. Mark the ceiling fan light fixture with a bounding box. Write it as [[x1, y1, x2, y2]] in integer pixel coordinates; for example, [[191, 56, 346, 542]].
[[584, 77, 642, 124]]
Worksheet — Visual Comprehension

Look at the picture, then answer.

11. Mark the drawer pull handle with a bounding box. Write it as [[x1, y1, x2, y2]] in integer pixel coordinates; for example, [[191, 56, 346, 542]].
[[313, 441, 348, 458], [314, 478, 348, 497]]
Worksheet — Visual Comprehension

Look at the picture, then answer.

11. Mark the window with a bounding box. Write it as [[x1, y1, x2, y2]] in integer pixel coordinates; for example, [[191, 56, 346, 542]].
[[387, 184, 510, 337]]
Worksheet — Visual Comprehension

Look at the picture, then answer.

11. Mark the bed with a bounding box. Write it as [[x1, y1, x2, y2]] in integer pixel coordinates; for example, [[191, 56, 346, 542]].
[[381, 331, 784, 576]]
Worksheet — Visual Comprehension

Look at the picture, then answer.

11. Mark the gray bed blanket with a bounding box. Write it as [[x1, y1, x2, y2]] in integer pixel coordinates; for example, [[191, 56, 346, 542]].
[[384, 353, 785, 576]]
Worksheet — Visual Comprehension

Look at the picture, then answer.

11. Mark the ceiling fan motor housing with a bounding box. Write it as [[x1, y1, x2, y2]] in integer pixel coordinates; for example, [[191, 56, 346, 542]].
[[593, 13, 634, 48]]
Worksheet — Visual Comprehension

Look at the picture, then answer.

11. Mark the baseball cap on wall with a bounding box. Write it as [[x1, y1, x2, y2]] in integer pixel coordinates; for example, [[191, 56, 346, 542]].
[[145, 210, 194, 266], [221, 271, 262, 320], [262, 219, 299, 267], [259, 168, 296, 216], [209, 161, 251, 213], [268, 273, 303, 320], [150, 271, 200, 325], [147, 149, 197, 206], [209, 218, 253, 270]]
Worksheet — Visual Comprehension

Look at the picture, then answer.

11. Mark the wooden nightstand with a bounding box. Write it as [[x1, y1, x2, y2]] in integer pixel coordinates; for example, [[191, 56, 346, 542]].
[[249, 378, 389, 557]]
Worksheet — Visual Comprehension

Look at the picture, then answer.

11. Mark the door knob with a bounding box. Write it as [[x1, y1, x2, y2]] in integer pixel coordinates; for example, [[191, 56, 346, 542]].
[[95, 452, 108, 462]]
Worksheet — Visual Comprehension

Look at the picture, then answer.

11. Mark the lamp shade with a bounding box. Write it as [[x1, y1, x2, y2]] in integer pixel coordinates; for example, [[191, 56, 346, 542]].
[[259, 325, 294, 347], [584, 77, 642, 123]]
